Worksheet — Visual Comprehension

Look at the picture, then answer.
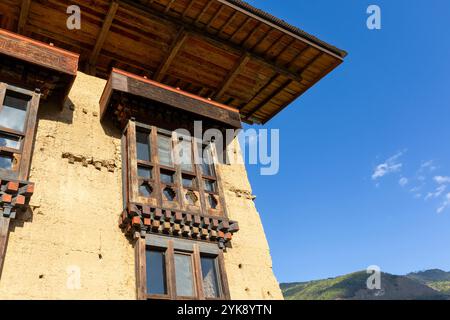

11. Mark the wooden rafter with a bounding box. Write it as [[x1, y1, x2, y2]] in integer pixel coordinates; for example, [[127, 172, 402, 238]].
[[194, 0, 213, 24], [245, 52, 325, 121], [119, 0, 304, 82], [286, 45, 312, 69], [17, 0, 31, 34], [262, 58, 341, 124], [88, 0, 119, 71], [214, 53, 250, 100], [164, 0, 176, 13], [217, 11, 239, 35], [274, 38, 296, 62], [240, 21, 262, 46], [154, 28, 188, 82], [182, 0, 196, 19], [245, 78, 293, 121], [249, 28, 275, 51], [229, 16, 250, 42], [206, 4, 225, 29], [265, 34, 286, 58]]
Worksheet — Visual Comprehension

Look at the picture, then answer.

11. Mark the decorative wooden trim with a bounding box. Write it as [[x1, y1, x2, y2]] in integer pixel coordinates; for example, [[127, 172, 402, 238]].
[[100, 68, 242, 129], [88, 0, 119, 71], [0, 28, 79, 76], [119, 202, 239, 248]]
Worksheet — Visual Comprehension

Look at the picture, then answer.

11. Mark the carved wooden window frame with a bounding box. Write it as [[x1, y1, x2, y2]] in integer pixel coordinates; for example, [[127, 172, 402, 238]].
[[0, 82, 40, 277], [0, 83, 40, 181], [135, 236, 230, 300], [122, 120, 228, 219]]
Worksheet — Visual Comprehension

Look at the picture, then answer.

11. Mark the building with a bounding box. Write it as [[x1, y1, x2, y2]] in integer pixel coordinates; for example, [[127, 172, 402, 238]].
[[0, 0, 345, 299]]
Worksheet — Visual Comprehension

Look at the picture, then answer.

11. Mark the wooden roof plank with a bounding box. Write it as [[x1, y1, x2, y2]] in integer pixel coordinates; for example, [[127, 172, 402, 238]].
[[214, 53, 250, 99], [88, 0, 119, 69], [153, 28, 188, 82], [17, 0, 31, 34]]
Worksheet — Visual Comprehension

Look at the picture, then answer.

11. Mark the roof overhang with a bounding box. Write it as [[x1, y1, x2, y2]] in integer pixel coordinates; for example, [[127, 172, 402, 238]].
[[0, 28, 79, 103], [0, 0, 345, 123], [100, 68, 242, 129]]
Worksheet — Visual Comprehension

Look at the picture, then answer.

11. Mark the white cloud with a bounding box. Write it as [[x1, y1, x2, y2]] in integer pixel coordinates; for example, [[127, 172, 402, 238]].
[[437, 193, 450, 214], [399, 177, 408, 187], [434, 176, 450, 184], [425, 185, 447, 200], [372, 151, 404, 180], [421, 160, 437, 172]]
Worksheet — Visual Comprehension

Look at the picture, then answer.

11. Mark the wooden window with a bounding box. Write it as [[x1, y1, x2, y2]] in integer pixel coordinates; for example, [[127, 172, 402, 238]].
[[140, 235, 230, 300], [0, 83, 40, 181], [146, 249, 167, 296], [123, 120, 227, 216], [201, 255, 221, 298], [174, 252, 196, 297]]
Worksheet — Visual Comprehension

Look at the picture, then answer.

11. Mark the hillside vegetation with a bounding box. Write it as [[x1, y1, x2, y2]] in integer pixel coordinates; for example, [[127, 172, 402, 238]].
[[281, 269, 450, 300]]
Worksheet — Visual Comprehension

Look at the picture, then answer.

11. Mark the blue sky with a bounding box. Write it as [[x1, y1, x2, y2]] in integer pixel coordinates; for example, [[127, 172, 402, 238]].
[[242, 0, 450, 283]]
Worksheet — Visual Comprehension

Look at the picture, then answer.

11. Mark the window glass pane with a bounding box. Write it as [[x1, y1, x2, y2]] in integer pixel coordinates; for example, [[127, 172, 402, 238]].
[[136, 131, 150, 162], [178, 139, 193, 172], [174, 253, 195, 297], [146, 250, 167, 295], [204, 180, 217, 193], [158, 134, 173, 167], [201, 256, 220, 298], [137, 165, 152, 179], [160, 170, 174, 184], [182, 176, 195, 189], [0, 91, 29, 132], [163, 187, 176, 201], [0, 154, 13, 170], [139, 183, 153, 197], [200, 145, 215, 177], [0, 133, 21, 150]]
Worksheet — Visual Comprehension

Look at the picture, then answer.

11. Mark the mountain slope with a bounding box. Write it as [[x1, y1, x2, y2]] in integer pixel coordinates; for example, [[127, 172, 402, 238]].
[[281, 270, 448, 300], [407, 269, 450, 295]]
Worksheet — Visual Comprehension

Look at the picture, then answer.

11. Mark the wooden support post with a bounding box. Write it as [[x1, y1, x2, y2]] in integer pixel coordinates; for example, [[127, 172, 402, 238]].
[[135, 237, 147, 300]]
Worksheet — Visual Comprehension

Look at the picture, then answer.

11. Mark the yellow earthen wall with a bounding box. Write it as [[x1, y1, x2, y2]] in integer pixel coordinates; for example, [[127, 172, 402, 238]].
[[0, 72, 282, 300]]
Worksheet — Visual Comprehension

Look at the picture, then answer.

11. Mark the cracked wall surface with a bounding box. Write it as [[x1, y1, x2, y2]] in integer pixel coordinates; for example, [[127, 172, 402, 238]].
[[0, 71, 282, 300]]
